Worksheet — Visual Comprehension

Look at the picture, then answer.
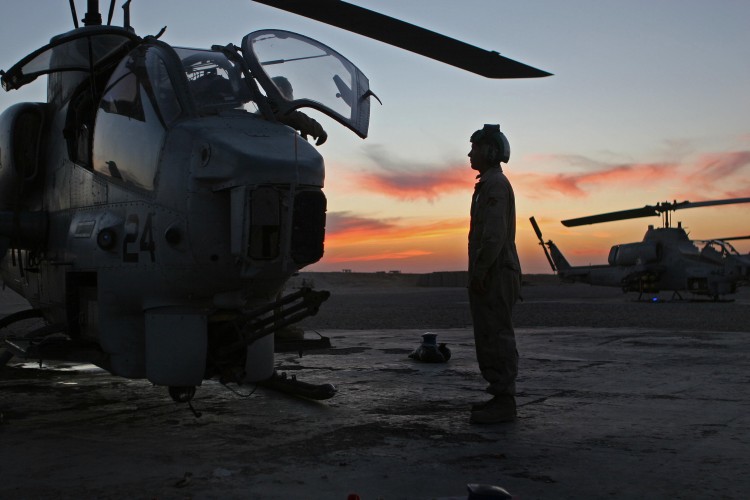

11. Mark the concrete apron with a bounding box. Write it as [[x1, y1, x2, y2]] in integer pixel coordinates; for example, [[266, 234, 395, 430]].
[[1, 327, 749, 499]]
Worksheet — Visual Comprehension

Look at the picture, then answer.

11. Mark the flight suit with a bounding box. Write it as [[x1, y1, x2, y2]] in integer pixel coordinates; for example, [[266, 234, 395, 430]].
[[468, 166, 521, 397]]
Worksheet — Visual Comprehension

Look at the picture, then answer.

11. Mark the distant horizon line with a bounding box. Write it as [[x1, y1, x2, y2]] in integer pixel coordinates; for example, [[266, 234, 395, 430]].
[[300, 270, 557, 276]]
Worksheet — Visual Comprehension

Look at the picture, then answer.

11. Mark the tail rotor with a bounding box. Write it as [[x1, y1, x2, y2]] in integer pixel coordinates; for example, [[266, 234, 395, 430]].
[[530, 216, 556, 272]]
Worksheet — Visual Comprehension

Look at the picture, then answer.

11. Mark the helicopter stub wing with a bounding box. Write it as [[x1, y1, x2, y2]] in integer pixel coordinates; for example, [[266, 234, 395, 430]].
[[251, 0, 552, 79]]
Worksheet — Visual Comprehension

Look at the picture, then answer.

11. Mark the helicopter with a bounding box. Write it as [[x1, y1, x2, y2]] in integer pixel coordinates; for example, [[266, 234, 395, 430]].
[[530, 198, 750, 300], [0, 0, 550, 403]]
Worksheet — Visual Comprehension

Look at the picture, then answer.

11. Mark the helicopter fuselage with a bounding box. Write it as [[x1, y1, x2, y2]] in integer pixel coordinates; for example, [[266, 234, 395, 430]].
[[0, 25, 369, 387], [537, 222, 750, 298]]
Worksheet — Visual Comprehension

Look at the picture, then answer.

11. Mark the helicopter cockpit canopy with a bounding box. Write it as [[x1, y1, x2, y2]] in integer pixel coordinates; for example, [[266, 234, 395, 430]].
[[0, 26, 140, 99], [242, 29, 372, 138], [2, 26, 373, 138]]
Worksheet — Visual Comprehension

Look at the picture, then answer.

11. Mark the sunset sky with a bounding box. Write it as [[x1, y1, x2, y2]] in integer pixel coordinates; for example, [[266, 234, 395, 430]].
[[1, 1, 748, 274]]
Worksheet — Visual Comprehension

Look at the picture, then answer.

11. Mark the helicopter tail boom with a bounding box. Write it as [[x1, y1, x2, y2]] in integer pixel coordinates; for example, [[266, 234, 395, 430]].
[[548, 241, 571, 271], [530, 216, 571, 273]]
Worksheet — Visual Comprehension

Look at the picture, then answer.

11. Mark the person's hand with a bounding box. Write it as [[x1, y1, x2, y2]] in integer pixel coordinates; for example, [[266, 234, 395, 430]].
[[314, 129, 328, 146], [307, 119, 327, 145], [279, 110, 327, 146]]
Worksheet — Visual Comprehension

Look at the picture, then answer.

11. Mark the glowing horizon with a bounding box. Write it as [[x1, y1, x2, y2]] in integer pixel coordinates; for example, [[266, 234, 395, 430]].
[[310, 146, 750, 274]]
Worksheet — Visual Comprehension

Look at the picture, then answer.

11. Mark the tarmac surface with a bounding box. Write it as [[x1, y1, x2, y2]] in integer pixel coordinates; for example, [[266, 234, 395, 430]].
[[1, 274, 749, 499]]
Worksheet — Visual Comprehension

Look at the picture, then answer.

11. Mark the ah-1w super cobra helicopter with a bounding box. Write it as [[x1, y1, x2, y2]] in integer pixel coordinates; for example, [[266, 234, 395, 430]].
[[0, 0, 550, 402], [530, 198, 750, 300]]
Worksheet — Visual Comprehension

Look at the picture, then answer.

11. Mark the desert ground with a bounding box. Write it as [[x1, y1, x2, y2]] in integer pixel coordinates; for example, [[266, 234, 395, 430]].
[[1, 273, 749, 499], [300, 272, 750, 332]]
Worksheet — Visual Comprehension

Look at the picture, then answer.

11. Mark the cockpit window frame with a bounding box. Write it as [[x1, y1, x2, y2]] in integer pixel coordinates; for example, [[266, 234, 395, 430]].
[[0, 26, 141, 92], [175, 46, 256, 117], [91, 41, 192, 193], [241, 29, 372, 138]]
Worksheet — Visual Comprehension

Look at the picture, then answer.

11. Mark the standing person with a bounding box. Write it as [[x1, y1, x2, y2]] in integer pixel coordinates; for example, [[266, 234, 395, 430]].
[[467, 124, 522, 424]]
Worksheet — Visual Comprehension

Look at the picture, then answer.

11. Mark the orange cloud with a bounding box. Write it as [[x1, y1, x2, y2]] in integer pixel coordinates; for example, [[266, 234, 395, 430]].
[[355, 166, 473, 201], [325, 212, 466, 248], [686, 151, 750, 183], [515, 162, 679, 198], [660, 151, 750, 200], [344, 149, 749, 202], [515, 150, 750, 200], [340, 145, 475, 201]]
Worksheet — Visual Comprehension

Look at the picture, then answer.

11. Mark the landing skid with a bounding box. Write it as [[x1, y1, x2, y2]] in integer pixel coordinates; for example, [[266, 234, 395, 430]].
[[633, 291, 734, 303], [634, 291, 682, 302]]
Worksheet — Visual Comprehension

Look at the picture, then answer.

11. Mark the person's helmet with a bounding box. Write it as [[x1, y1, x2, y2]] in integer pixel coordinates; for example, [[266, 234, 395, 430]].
[[271, 76, 294, 100], [470, 124, 510, 163]]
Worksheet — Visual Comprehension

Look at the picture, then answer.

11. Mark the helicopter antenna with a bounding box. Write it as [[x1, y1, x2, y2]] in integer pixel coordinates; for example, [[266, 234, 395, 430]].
[[82, 0, 102, 26], [106, 0, 116, 25], [123, 0, 132, 31], [664, 201, 674, 228], [69, 0, 79, 28]]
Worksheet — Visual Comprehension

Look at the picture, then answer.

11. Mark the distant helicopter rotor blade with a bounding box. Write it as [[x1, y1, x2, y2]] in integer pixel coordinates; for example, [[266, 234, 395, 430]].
[[251, 0, 552, 79], [561, 206, 659, 227], [562, 197, 750, 227], [674, 197, 750, 211], [530, 216, 544, 241], [701, 235, 750, 242], [529, 217, 557, 271]]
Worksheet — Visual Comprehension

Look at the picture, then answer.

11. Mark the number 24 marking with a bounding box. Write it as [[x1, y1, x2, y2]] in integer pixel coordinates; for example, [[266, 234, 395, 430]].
[[123, 213, 155, 263]]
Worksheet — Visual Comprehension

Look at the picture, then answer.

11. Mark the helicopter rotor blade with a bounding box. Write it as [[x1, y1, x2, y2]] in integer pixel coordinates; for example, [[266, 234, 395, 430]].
[[561, 206, 659, 227], [529, 217, 557, 272], [675, 197, 750, 211], [562, 197, 750, 227], [530, 216, 544, 241], [251, 0, 552, 79], [698, 235, 750, 242]]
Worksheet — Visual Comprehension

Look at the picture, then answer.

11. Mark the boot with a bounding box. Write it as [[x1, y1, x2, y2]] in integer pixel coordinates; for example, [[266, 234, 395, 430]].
[[470, 398, 495, 411], [470, 395, 516, 424]]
